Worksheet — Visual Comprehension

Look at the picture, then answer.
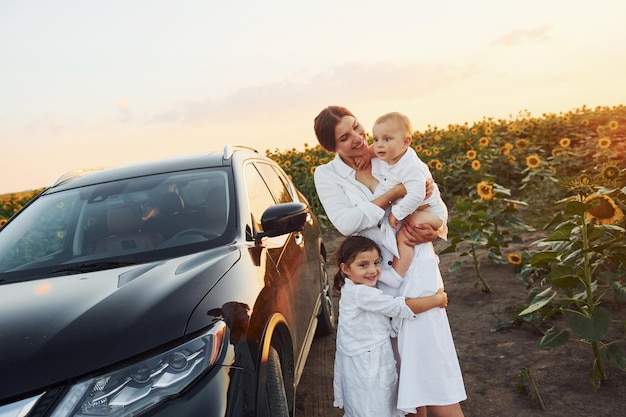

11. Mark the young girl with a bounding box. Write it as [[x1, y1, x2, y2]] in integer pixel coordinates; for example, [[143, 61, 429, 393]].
[[332, 236, 447, 417]]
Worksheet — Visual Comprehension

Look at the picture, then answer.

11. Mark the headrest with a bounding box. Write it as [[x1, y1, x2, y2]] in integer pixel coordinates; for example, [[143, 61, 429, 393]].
[[106, 206, 143, 234], [159, 192, 184, 215]]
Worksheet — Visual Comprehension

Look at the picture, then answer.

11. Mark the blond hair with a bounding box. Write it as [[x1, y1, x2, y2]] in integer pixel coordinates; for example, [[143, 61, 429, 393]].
[[374, 112, 413, 136]]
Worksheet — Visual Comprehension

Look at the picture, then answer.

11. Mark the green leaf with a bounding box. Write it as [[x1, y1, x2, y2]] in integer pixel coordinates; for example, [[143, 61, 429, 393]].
[[544, 222, 576, 241], [518, 287, 556, 316], [565, 307, 612, 342], [540, 327, 570, 349], [530, 251, 559, 266], [601, 343, 626, 371], [564, 200, 588, 217], [448, 260, 466, 272], [544, 265, 580, 288]]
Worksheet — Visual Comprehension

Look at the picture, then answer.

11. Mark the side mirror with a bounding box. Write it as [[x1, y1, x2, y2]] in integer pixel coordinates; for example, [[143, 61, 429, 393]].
[[255, 202, 308, 245]]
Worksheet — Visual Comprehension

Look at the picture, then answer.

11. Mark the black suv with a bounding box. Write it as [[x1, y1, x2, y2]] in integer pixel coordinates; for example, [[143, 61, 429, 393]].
[[0, 145, 335, 417]]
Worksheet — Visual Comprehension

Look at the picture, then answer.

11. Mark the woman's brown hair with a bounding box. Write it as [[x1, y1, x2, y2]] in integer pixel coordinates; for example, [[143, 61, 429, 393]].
[[313, 105, 355, 152]]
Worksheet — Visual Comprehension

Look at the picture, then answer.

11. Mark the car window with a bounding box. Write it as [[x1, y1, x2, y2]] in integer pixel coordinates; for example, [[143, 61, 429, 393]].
[[253, 162, 294, 204], [0, 169, 231, 275], [0, 192, 79, 272], [245, 163, 281, 233]]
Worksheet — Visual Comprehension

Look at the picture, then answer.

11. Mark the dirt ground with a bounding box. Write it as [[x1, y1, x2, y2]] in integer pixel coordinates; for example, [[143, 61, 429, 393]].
[[296, 230, 626, 417]]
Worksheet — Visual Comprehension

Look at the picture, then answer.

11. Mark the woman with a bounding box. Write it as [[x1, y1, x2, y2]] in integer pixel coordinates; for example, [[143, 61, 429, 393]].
[[313, 105, 466, 417]]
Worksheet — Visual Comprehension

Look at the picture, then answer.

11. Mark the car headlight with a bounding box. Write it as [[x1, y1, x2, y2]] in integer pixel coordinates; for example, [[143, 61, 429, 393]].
[[50, 321, 226, 417]]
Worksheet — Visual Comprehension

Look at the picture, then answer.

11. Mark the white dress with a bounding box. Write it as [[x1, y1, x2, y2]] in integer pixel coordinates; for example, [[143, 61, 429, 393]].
[[395, 243, 467, 412], [333, 279, 416, 417]]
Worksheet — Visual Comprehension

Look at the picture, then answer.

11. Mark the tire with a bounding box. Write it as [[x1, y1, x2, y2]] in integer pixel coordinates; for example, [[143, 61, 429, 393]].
[[315, 254, 336, 336], [263, 346, 290, 417]]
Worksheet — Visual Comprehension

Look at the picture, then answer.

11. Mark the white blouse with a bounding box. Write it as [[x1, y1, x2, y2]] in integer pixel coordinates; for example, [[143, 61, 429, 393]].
[[336, 279, 416, 356]]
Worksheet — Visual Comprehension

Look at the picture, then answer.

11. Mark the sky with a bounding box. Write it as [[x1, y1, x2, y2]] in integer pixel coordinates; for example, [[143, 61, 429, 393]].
[[2, 0, 626, 194]]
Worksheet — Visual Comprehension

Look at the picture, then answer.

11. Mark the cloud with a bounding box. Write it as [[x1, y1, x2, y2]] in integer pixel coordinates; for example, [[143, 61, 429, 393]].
[[148, 61, 478, 125], [493, 25, 553, 46], [116, 97, 132, 123]]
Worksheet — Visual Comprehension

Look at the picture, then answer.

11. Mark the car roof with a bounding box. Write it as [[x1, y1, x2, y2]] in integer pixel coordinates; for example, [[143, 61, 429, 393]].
[[47, 146, 260, 193]]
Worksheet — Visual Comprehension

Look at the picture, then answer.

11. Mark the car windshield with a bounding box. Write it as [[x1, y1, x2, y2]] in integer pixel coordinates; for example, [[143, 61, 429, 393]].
[[0, 169, 232, 277]]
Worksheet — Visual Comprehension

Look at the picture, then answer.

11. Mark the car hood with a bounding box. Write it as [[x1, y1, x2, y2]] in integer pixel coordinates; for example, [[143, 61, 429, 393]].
[[0, 246, 240, 401]]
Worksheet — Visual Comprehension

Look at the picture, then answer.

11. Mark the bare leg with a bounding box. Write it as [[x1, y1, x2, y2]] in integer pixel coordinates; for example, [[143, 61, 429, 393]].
[[393, 211, 442, 276], [426, 403, 464, 417], [405, 407, 427, 417]]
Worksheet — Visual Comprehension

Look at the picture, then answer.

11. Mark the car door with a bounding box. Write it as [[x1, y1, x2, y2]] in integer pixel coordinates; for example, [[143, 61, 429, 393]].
[[244, 161, 316, 359]]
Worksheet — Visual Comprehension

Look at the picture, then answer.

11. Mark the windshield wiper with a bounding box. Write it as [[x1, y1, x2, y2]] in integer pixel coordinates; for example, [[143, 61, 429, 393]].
[[49, 260, 139, 275]]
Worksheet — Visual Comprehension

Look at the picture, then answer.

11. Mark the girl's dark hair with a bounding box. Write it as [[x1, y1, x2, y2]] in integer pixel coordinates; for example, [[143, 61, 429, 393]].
[[313, 105, 355, 152], [333, 235, 381, 294]]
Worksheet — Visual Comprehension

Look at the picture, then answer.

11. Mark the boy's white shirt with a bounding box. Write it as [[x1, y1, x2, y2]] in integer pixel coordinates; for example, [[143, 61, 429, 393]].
[[371, 147, 448, 223], [371, 147, 448, 257]]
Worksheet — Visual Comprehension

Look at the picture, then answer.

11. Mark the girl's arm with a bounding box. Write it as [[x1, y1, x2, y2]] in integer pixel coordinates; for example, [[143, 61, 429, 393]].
[[405, 288, 447, 313]]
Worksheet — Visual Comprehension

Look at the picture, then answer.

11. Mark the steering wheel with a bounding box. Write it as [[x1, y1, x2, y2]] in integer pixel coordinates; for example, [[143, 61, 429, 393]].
[[171, 228, 219, 240]]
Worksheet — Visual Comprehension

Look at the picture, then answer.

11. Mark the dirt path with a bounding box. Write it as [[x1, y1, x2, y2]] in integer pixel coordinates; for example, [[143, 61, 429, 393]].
[[296, 230, 626, 417]]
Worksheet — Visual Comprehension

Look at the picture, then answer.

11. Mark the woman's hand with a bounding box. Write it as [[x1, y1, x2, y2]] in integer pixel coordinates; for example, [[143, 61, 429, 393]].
[[400, 218, 438, 245], [425, 178, 435, 200]]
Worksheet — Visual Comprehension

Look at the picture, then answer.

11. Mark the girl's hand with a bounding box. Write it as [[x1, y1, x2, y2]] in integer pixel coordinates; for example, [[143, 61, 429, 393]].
[[400, 218, 437, 245], [435, 288, 448, 308]]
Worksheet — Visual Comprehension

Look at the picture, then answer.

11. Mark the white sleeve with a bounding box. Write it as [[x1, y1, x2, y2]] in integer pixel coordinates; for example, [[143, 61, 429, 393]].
[[314, 164, 385, 236], [355, 285, 416, 319]]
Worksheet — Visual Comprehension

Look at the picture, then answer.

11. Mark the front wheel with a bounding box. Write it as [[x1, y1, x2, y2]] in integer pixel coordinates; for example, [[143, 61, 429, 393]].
[[315, 254, 336, 336], [262, 347, 289, 417]]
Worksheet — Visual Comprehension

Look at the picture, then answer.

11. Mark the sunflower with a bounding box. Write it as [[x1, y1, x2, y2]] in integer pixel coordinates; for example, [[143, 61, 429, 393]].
[[479, 136, 491, 147], [434, 160, 443, 171], [433, 134, 442, 141], [609, 120, 619, 130], [583, 194, 624, 225], [526, 154, 541, 169], [484, 126, 494, 135], [471, 160, 481, 170], [310, 166, 316, 175], [471, 127, 478, 135], [499, 143, 513, 155], [600, 164, 621, 182], [423, 149, 432, 156], [559, 137, 571, 148], [506, 155, 516, 163], [515, 139, 528, 149], [283, 160, 292, 168], [551, 147, 563, 157], [507, 253, 523, 265], [581, 119, 589, 126], [598, 137, 611, 148], [414, 144, 423, 152], [433, 147, 440, 154], [466, 150, 477, 160], [477, 181, 495, 200]]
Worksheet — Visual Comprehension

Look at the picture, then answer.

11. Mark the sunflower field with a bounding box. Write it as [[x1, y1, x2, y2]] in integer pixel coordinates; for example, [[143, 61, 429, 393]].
[[266, 103, 626, 387], [1, 103, 625, 386]]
